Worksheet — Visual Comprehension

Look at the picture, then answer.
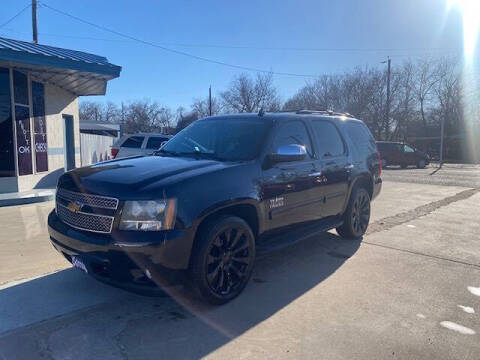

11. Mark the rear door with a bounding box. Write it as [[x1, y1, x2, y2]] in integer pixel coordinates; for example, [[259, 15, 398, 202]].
[[311, 120, 349, 217], [262, 120, 322, 230], [386, 143, 402, 165], [116, 136, 145, 158]]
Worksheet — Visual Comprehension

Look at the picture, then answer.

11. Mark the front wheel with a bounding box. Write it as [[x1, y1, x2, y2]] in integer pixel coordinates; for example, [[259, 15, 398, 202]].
[[417, 159, 426, 169], [191, 216, 256, 305], [337, 187, 371, 239]]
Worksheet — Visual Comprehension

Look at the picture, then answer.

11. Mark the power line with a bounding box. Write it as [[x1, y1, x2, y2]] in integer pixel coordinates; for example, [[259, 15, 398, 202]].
[[0, 27, 461, 55], [0, 3, 31, 29], [39, 2, 318, 78]]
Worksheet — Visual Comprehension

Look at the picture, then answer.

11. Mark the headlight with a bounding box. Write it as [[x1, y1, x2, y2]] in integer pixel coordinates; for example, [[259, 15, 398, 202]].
[[119, 199, 176, 231]]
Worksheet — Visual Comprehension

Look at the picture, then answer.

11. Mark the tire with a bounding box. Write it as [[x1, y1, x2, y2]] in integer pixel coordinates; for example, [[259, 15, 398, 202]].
[[417, 159, 426, 169], [336, 187, 371, 239], [400, 163, 407, 169], [191, 216, 256, 305]]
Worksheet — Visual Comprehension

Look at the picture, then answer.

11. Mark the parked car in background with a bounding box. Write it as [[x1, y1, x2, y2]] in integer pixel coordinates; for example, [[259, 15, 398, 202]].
[[376, 141, 430, 169], [111, 133, 172, 159]]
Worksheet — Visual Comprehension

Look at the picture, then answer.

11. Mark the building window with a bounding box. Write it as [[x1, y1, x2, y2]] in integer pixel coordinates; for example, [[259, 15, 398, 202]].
[[13, 70, 33, 176], [15, 105, 33, 175], [32, 81, 48, 172], [0, 68, 15, 177], [13, 71, 28, 106]]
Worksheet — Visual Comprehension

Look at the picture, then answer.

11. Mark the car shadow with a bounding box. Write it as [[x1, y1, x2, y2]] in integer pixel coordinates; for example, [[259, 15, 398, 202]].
[[0, 231, 361, 359]]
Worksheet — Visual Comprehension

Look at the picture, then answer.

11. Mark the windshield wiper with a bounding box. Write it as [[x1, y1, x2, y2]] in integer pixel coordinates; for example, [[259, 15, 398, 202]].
[[154, 149, 181, 157]]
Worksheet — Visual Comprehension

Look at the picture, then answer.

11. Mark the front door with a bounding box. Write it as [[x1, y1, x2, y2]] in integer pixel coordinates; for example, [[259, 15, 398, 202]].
[[262, 120, 322, 230], [62, 114, 75, 171], [403, 144, 416, 165], [310, 120, 349, 217]]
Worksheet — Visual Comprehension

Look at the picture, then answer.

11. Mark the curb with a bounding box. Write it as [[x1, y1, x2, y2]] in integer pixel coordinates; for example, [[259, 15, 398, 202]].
[[0, 192, 55, 207]]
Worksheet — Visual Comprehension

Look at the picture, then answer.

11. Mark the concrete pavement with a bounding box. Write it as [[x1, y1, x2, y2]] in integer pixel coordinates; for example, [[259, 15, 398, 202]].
[[1, 177, 479, 359]]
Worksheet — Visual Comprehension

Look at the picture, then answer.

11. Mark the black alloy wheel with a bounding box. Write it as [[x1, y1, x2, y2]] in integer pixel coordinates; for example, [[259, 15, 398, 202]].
[[350, 190, 371, 236], [336, 188, 371, 239], [191, 216, 255, 304]]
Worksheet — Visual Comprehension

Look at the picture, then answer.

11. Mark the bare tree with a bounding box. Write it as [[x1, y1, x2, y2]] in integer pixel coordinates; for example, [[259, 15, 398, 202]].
[[191, 96, 221, 118], [414, 58, 440, 134], [221, 73, 280, 113]]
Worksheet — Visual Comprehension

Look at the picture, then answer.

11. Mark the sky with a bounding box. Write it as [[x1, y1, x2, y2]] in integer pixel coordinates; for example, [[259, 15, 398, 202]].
[[0, 0, 472, 110]]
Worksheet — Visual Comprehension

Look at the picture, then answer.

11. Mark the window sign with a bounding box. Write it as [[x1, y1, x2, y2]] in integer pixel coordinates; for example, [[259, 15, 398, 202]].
[[15, 105, 33, 175], [32, 81, 48, 172]]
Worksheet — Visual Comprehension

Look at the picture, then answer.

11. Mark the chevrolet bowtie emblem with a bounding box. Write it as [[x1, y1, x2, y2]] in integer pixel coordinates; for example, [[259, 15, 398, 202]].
[[67, 200, 84, 213]]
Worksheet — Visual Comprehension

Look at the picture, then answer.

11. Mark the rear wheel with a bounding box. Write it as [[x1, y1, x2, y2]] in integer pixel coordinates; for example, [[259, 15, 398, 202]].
[[417, 159, 426, 169], [336, 187, 371, 239], [400, 163, 407, 169], [191, 216, 255, 305]]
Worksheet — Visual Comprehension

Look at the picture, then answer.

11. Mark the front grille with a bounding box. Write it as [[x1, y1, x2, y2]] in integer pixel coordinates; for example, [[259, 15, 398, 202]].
[[56, 203, 114, 233], [57, 188, 118, 210], [55, 188, 118, 233]]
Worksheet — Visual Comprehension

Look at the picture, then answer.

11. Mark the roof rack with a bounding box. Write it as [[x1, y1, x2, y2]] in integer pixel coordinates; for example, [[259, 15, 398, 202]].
[[295, 109, 354, 118]]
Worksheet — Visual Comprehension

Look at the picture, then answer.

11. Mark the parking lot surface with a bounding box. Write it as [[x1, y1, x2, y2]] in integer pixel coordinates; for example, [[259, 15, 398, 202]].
[[1, 166, 479, 359]]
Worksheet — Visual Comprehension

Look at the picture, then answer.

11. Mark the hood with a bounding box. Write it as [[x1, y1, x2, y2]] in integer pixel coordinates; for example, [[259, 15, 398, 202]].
[[58, 155, 228, 197]]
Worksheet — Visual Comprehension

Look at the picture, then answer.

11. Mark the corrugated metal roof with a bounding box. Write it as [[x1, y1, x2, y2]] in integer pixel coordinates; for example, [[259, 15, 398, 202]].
[[0, 36, 112, 65], [0, 36, 121, 95]]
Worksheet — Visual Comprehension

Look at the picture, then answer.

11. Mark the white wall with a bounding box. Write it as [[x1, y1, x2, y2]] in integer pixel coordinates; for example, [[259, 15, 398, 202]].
[[80, 133, 115, 166]]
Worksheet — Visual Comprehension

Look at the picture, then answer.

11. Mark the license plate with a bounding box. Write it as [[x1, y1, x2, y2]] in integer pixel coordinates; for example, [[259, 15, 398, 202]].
[[72, 256, 88, 273]]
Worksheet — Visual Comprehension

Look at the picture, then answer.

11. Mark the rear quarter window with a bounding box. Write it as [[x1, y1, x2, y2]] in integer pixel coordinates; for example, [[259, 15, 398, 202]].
[[122, 136, 144, 148], [344, 122, 377, 154]]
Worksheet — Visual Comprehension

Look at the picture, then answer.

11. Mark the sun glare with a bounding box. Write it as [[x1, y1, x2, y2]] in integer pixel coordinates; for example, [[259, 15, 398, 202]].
[[447, 0, 480, 59]]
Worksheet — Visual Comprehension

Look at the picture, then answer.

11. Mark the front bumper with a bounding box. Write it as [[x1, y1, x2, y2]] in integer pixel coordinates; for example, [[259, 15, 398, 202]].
[[48, 210, 194, 293]]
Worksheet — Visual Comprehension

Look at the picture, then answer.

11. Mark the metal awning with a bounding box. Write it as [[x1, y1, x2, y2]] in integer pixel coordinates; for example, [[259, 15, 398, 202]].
[[0, 36, 121, 96]]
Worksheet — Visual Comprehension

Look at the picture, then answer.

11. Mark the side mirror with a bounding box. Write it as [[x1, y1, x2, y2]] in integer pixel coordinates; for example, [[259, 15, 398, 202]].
[[268, 144, 306, 164]]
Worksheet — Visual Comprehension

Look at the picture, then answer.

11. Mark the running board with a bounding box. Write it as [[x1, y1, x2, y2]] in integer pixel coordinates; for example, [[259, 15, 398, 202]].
[[256, 216, 343, 256]]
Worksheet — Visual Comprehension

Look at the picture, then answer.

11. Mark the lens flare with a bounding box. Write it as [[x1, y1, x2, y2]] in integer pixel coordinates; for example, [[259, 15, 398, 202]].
[[447, 0, 480, 60], [447, 0, 480, 164]]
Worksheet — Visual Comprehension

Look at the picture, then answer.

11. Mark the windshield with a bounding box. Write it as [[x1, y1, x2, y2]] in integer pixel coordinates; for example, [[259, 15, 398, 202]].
[[160, 118, 269, 161]]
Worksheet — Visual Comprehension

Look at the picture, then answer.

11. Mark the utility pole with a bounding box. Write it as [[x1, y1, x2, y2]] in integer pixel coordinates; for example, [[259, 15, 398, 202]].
[[208, 85, 212, 116], [382, 57, 391, 140], [32, 0, 38, 44], [439, 116, 445, 168]]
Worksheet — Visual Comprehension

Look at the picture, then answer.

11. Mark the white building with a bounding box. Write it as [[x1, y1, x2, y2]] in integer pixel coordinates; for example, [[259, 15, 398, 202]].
[[0, 36, 121, 193]]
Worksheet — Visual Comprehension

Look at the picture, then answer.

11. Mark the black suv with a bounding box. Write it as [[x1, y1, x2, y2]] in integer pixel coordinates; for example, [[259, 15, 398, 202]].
[[48, 111, 382, 304], [376, 141, 430, 169]]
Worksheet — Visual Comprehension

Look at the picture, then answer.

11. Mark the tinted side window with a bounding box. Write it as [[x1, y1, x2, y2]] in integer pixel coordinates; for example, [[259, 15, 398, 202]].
[[122, 136, 144, 148], [345, 122, 376, 153], [146, 137, 168, 150], [272, 121, 312, 158], [311, 121, 345, 157]]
